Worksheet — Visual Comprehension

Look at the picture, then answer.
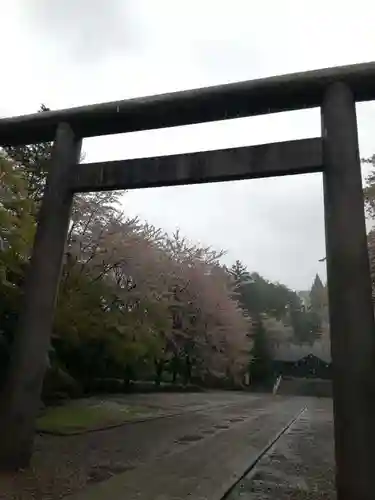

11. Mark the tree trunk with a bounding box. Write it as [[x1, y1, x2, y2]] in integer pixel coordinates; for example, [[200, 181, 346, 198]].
[[171, 355, 179, 384], [184, 356, 192, 385], [154, 360, 164, 387]]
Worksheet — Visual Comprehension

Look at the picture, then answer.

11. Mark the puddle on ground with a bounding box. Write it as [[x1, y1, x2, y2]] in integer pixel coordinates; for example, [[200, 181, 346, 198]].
[[175, 434, 203, 444], [87, 464, 135, 483]]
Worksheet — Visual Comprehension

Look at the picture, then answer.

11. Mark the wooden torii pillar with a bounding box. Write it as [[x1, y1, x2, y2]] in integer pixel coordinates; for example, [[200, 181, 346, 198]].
[[322, 82, 375, 500]]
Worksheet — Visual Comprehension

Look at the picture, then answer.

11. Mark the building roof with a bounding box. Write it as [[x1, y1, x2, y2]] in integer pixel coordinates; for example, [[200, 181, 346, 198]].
[[271, 340, 331, 363]]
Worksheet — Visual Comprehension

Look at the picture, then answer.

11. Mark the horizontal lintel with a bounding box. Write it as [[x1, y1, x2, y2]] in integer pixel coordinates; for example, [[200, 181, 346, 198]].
[[1, 61, 375, 145], [71, 138, 323, 193]]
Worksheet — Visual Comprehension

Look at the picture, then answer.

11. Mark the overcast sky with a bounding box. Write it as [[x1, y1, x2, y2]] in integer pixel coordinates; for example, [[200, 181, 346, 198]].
[[1, 0, 375, 290]]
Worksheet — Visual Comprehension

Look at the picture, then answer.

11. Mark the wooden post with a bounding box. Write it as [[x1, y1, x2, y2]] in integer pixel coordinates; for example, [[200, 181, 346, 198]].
[[0, 123, 81, 469], [322, 82, 375, 500]]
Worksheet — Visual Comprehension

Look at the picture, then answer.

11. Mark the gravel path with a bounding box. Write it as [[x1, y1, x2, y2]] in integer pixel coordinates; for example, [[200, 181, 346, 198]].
[[67, 397, 305, 500], [226, 398, 335, 500], [0, 392, 279, 500], [0, 394, 334, 500]]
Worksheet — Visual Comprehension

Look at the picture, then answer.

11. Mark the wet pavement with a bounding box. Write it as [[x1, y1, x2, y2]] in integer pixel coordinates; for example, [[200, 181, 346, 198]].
[[67, 395, 313, 500], [226, 399, 335, 500], [0, 393, 335, 500]]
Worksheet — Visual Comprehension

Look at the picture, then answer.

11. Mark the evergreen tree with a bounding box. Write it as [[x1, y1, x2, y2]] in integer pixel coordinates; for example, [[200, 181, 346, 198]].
[[249, 317, 273, 384], [310, 274, 326, 313]]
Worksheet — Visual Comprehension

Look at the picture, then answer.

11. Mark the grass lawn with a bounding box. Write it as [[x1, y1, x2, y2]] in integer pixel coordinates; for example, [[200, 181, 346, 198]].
[[36, 399, 157, 435]]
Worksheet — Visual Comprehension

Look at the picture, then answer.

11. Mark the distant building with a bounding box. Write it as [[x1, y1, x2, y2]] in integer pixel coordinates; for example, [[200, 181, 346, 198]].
[[266, 273, 331, 378]]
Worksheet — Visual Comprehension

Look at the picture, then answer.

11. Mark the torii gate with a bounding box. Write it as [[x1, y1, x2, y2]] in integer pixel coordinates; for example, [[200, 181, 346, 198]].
[[0, 62, 375, 500]]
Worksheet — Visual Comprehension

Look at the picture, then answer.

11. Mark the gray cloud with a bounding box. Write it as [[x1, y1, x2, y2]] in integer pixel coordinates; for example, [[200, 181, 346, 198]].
[[20, 0, 132, 63]]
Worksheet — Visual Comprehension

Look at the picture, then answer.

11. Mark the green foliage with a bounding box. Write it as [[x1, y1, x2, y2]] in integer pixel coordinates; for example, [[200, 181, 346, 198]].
[[309, 274, 326, 313], [249, 318, 273, 384], [229, 260, 326, 385], [231, 264, 296, 319], [0, 156, 36, 278], [2, 105, 52, 205], [0, 155, 37, 386], [230, 261, 321, 343]]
